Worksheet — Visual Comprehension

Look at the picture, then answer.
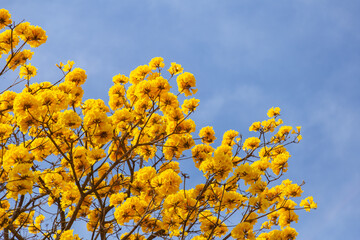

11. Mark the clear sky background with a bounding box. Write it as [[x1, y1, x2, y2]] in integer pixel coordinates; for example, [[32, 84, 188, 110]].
[[1, 1, 360, 239]]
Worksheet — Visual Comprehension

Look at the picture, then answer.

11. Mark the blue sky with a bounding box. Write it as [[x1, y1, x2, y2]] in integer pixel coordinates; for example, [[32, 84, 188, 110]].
[[1, 0, 360, 239]]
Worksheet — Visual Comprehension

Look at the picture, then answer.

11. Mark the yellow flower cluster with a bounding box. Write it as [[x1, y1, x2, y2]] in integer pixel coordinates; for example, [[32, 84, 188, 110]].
[[0, 10, 47, 84], [54, 229, 81, 240], [0, 9, 12, 29], [300, 196, 318, 212], [0, 8, 316, 240]]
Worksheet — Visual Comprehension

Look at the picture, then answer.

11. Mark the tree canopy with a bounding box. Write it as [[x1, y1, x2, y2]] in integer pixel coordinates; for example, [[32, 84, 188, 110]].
[[0, 9, 316, 240]]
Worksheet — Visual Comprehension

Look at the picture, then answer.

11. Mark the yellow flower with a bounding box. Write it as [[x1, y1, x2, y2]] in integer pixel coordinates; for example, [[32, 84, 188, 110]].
[[175, 118, 196, 134], [134, 80, 154, 98], [0, 208, 9, 230], [231, 222, 255, 239], [0, 123, 12, 143], [168, 62, 183, 75], [249, 121, 261, 132], [199, 126, 216, 144], [181, 98, 200, 114], [88, 148, 106, 164], [191, 236, 207, 240], [14, 22, 30, 39], [281, 227, 298, 240], [82, 99, 109, 115], [151, 169, 182, 196], [64, 68, 87, 86], [199, 151, 233, 181], [114, 196, 147, 225], [176, 72, 197, 96], [109, 192, 127, 207], [297, 134, 303, 142], [58, 110, 82, 129], [282, 180, 303, 198], [83, 109, 110, 130], [19, 63, 37, 80], [251, 158, 270, 172], [235, 163, 261, 185], [271, 152, 290, 175], [129, 65, 151, 84], [221, 191, 247, 213], [300, 196, 317, 212], [0, 30, 20, 56], [13, 211, 34, 228], [25, 25, 48, 48], [221, 129, 239, 146], [267, 106, 281, 118], [63, 60, 74, 72], [192, 144, 214, 168], [13, 92, 40, 117], [249, 195, 270, 213], [149, 57, 165, 70], [0, 9, 12, 29], [261, 118, 278, 132], [7, 163, 34, 199], [6, 49, 33, 70], [135, 144, 157, 161], [59, 229, 81, 240], [278, 210, 298, 228], [151, 76, 171, 96], [28, 214, 45, 233], [58, 82, 83, 107], [242, 137, 260, 151], [111, 108, 134, 133], [246, 179, 268, 195], [28, 137, 53, 161], [199, 214, 228, 237], [92, 124, 114, 146], [108, 83, 126, 110], [60, 183, 81, 210], [159, 92, 179, 114], [159, 161, 180, 173], [0, 90, 17, 112], [112, 73, 129, 84], [56, 61, 64, 69]]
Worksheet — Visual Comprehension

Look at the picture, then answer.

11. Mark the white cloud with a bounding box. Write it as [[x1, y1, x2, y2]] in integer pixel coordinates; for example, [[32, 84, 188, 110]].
[[299, 173, 360, 240], [306, 92, 360, 159], [195, 84, 266, 126]]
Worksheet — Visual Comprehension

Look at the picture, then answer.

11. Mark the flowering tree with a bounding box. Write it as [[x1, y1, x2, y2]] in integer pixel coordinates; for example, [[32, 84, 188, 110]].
[[0, 9, 317, 240]]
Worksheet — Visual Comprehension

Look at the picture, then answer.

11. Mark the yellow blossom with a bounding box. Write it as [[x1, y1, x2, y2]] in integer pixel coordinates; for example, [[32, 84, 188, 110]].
[[243, 137, 260, 151], [149, 57, 165, 69], [199, 126, 216, 144], [0, 9, 11, 29], [176, 72, 197, 96], [19, 63, 37, 80], [168, 62, 183, 75], [300, 196, 317, 212], [267, 107, 281, 118]]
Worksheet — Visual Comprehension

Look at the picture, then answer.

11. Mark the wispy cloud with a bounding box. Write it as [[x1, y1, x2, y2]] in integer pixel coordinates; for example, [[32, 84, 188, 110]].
[[195, 84, 266, 126], [299, 173, 360, 240], [305, 91, 360, 159]]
